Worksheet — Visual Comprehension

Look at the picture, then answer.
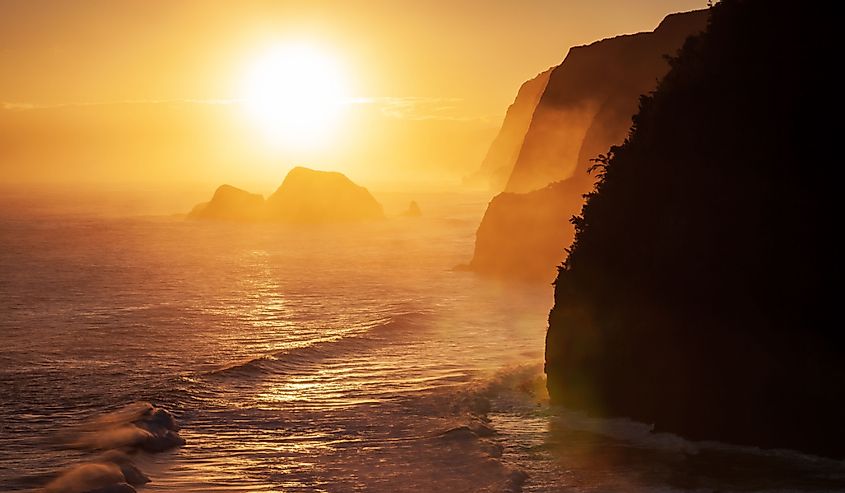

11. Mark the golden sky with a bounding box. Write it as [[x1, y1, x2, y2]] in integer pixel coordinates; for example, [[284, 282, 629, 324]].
[[0, 0, 704, 189]]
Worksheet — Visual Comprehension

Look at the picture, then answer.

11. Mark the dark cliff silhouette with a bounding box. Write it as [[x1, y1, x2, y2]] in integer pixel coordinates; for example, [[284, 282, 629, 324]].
[[464, 69, 551, 191], [546, 0, 840, 457], [469, 10, 707, 281], [189, 167, 384, 223]]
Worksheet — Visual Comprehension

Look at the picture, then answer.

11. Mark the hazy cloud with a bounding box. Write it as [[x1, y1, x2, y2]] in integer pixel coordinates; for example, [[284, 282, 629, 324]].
[[0, 99, 239, 111], [359, 96, 492, 122], [1, 96, 496, 123]]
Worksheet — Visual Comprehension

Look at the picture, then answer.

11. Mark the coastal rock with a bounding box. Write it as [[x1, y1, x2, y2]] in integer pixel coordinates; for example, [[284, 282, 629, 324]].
[[187, 167, 384, 223], [402, 200, 422, 217], [96, 451, 150, 486], [188, 184, 264, 221], [134, 405, 185, 452], [47, 403, 184, 493], [266, 167, 384, 223]]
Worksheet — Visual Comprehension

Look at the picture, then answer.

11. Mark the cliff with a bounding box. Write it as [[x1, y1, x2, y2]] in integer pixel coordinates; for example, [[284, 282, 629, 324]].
[[546, 0, 841, 457], [464, 69, 551, 191], [505, 9, 709, 194], [469, 179, 587, 282], [265, 167, 384, 223], [188, 184, 264, 221], [189, 167, 384, 223], [468, 9, 707, 281]]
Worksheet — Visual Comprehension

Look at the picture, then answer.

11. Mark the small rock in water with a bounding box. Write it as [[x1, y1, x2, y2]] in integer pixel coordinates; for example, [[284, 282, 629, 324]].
[[116, 462, 149, 486], [96, 451, 150, 486], [138, 429, 186, 453], [132, 404, 185, 452], [402, 201, 422, 217], [147, 407, 178, 431]]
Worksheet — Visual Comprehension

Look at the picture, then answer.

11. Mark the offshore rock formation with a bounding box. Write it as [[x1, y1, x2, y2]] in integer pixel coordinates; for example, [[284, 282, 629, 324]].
[[546, 0, 842, 457], [464, 69, 551, 191], [189, 167, 384, 223], [188, 184, 264, 221], [402, 201, 422, 218], [265, 167, 383, 223], [468, 9, 707, 281]]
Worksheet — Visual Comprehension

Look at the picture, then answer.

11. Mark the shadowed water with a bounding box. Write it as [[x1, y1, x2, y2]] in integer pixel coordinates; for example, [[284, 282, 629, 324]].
[[1, 190, 842, 492]]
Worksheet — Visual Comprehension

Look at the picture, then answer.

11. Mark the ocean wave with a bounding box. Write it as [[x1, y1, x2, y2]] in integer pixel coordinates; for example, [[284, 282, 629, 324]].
[[469, 364, 845, 492], [207, 311, 427, 380]]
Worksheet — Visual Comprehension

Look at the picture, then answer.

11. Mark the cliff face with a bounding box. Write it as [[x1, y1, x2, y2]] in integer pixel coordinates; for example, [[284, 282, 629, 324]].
[[188, 184, 264, 221], [465, 69, 551, 192], [265, 167, 384, 223], [505, 9, 708, 194], [468, 10, 707, 281], [189, 167, 384, 223], [469, 179, 586, 282], [546, 0, 841, 457]]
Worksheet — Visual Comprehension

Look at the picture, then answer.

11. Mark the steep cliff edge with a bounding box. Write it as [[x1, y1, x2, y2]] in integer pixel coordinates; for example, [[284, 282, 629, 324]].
[[505, 9, 708, 194], [464, 69, 551, 191], [468, 9, 707, 281], [546, 0, 841, 457], [469, 176, 591, 282]]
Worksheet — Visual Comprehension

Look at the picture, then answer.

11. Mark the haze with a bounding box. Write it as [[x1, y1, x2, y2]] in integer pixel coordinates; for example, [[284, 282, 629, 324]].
[[1, 0, 701, 190]]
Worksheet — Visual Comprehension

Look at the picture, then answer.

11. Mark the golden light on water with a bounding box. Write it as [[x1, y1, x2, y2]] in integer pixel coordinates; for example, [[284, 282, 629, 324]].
[[241, 42, 350, 150]]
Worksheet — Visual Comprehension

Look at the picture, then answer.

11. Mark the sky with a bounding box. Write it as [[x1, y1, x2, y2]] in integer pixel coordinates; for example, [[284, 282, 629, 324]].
[[0, 0, 705, 190]]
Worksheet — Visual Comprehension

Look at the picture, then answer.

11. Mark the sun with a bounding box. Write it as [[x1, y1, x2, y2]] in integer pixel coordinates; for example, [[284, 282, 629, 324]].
[[241, 43, 349, 149]]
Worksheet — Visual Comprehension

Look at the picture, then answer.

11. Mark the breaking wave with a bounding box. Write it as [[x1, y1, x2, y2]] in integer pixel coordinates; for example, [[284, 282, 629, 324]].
[[208, 312, 427, 380], [41, 403, 184, 493]]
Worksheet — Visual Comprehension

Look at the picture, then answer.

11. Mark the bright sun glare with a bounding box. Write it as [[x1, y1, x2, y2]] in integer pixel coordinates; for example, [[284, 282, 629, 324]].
[[242, 43, 349, 149]]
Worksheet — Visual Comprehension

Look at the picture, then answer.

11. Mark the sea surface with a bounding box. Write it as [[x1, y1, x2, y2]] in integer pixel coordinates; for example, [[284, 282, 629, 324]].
[[1, 188, 843, 493]]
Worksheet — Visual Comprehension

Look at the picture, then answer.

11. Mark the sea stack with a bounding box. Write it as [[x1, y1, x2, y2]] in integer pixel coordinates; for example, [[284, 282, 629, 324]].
[[188, 184, 264, 222], [265, 167, 384, 223], [402, 201, 422, 218], [188, 167, 384, 224]]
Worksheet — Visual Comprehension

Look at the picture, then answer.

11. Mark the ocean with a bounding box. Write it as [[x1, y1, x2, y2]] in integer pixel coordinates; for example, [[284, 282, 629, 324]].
[[1, 189, 842, 492]]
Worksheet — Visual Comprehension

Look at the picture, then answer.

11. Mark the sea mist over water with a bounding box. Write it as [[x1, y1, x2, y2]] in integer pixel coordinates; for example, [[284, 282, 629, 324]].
[[1, 188, 842, 492]]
